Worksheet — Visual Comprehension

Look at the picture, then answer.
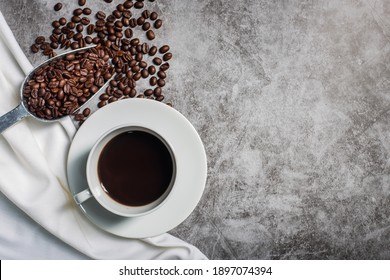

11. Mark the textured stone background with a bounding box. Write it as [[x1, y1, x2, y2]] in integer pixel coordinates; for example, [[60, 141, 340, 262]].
[[1, 0, 389, 259]]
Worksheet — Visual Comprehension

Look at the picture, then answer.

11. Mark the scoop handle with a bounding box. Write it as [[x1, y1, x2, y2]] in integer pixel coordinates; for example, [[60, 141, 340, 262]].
[[0, 103, 29, 134]]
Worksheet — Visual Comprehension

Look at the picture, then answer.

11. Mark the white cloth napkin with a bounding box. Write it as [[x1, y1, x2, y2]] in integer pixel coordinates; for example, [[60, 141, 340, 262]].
[[0, 11, 206, 260]]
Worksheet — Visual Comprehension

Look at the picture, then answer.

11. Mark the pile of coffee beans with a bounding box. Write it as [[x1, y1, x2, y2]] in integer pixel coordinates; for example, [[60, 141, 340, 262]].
[[23, 47, 113, 120], [29, 0, 172, 124]]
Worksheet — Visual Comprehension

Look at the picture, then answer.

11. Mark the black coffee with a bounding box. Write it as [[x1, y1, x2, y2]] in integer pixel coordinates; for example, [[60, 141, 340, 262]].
[[97, 130, 174, 206]]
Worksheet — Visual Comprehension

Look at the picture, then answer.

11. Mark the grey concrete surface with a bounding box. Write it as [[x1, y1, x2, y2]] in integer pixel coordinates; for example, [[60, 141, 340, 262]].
[[0, 0, 389, 259]]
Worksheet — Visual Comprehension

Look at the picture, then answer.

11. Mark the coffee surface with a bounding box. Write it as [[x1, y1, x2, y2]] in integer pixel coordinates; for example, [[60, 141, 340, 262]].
[[98, 130, 174, 206]]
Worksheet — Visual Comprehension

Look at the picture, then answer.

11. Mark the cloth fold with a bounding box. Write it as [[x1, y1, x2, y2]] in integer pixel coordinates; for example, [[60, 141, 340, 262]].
[[0, 11, 206, 260]]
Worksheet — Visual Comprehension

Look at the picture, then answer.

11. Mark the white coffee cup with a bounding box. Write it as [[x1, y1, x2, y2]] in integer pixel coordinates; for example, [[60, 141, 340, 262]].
[[73, 124, 176, 217]]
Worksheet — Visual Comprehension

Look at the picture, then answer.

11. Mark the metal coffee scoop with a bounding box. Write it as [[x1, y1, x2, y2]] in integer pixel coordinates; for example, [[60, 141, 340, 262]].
[[0, 45, 106, 134]]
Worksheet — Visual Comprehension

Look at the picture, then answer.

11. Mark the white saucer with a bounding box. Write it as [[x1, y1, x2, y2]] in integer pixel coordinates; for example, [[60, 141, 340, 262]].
[[66, 99, 207, 238]]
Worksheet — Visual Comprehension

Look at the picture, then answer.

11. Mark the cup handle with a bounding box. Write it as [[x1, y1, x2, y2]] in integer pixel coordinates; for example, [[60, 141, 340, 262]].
[[73, 189, 93, 205]]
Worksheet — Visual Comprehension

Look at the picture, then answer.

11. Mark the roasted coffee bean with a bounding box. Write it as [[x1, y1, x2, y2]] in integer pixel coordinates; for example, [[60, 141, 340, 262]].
[[87, 24, 95, 34], [153, 87, 162, 97], [54, 3, 63, 11], [157, 70, 166, 79], [83, 8, 91, 15], [50, 42, 59, 49], [98, 100, 107, 108], [52, 21, 61, 28], [142, 10, 150, 19], [129, 18, 137, 28], [139, 61, 147, 68], [124, 0, 133, 9], [141, 43, 149, 54], [142, 22, 151, 31], [31, 44, 39, 53], [113, 10, 122, 19], [159, 45, 170, 54], [35, 36, 45, 45], [163, 52, 172, 61], [160, 62, 170, 71], [144, 89, 153, 96], [76, 24, 84, 32], [156, 95, 164, 101], [81, 17, 90, 25], [67, 22, 76, 29], [78, 0, 86, 6], [82, 107, 91, 117], [148, 65, 156, 75], [141, 69, 149, 78], [96, 11, 106, 20], [71, 16, 81, 23], [146, 30, 155, 40], [149, 76, 157, 86], [59, 17, 67, 25], [134, 1, 144, 9], [137, 16, 145, 26], [153, 57, 162, 65], [150, 12, 158, 21], [157, 79, 166, 87], [116, 4, 125, 12], [73, 8, 83, 16], [148, 46, 157, 56], [130, 38, 139, 46], [154, 19, 163, 29], [104, 0, 113, 3]]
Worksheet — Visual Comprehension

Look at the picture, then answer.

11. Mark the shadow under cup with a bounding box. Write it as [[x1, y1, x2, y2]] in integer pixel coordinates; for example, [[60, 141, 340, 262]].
[[86, 125, 177, 217]]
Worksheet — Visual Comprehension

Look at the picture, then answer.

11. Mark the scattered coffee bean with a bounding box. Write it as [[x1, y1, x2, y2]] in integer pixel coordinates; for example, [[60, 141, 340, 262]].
[[163, 52, 172, 61], [154, 19, 162, 29], [31, 44, 39, 53], [150, 12, 158, 21], [54, 3, 63, 11], [134, 2, 144, 9], [35, 36, 45, 45], [149, 46, 157, 56], [73, 8, 83, 16], [160, 62, 170, 71], [146, 30, 155, 40], [159, 45, 170, 54], [149, 76, 157, 86], [82, 108, 91, 117], [157, 79, 166, 87], [78, 0, 86, 6], [153, 57, 162, 65], [104, 0, 113, 3]]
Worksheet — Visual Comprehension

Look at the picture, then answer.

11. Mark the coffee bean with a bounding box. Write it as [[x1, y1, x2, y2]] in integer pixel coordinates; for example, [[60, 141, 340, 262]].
[[157, 70, 166, 79], [116, 4, 125, 12], [149, 76, 157, 86], [150, 12, 158, 21], [96, 11, 106, 20], [59, 17, 67, 25], [71, 16, 81, 23], [153, 87, 162, 97], [52, 21, 61, 28], [54, 3, 63, 11], [124, 28, 133, 38], [154, 19, 162, 29], [159, 45, 170, 54], [31, 44, 39, 53], [142, 22, 151, 31], [104, 0, 113, 3], [76, 24, 84, 32], [82, 108, 91, 117], [74, 8, 83, 16], [78, 0, 86, 6], [83, 8, 91, 15], [157, 79, 166, 87], [160, 62, 170, 71], [137, 16, 145, 26], [148, 46, 157, 56], [87, 24, 95, 34], [142, 10, 150, 19], [148, 65, 156, 75], [134, 2, 144, 9], [35, 36, 45, 45], [124, 1, 133, 9], [81, 17, 90, 25], [141, 43, 149, 54], [67, 22, 76, 29], [153, 57, 162, 65], [113, 10, 122, 19], [98, 101, 107, 108], [156, 95, 164, 101], [144, 89, 153, 96], [141, 69, 149, 78], [146, 30, 155, 40], [163, 52, 172, 61]]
